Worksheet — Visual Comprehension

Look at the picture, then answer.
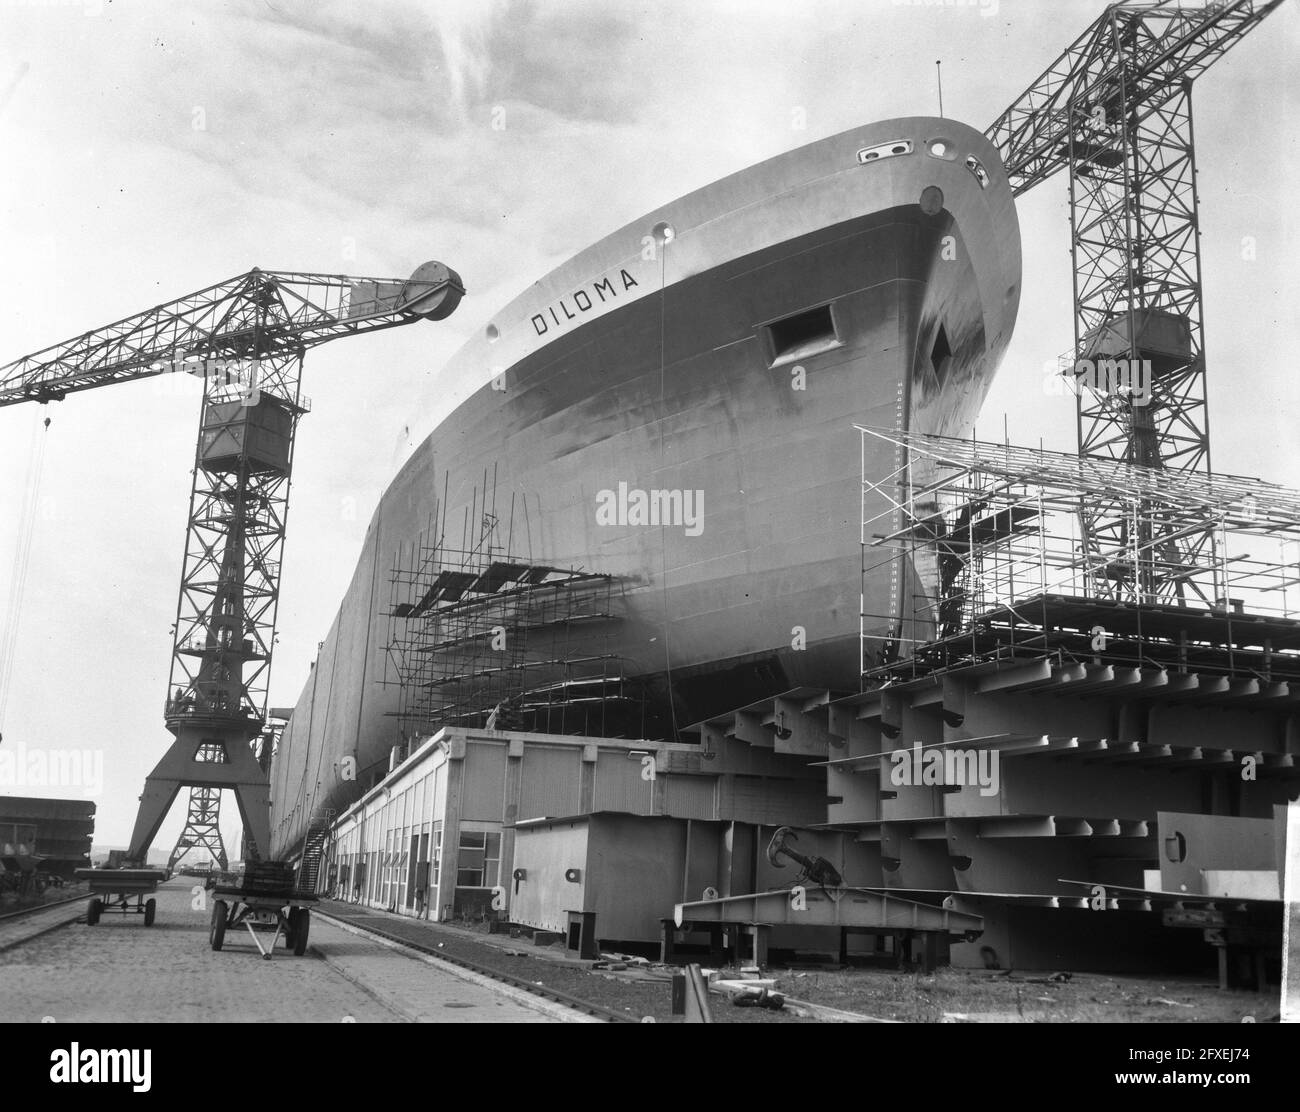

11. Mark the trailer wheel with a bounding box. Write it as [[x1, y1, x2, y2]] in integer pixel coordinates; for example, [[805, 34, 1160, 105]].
[[86, 898, 102, 926], [144, 898, 156, 927], [292, 909, 310, 955], [210, 900, 227, 951], [283, 907, 299, 950]]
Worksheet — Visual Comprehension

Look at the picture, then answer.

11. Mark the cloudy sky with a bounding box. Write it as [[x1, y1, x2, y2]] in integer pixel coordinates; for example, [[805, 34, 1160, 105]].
[[1, 0, 1296, 852]]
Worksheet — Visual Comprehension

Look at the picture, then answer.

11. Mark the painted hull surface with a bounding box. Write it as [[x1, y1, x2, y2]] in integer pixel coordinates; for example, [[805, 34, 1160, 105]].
[[269, 117, 1021, 854]]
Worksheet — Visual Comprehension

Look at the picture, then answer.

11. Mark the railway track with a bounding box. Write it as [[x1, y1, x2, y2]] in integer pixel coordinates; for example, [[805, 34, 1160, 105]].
[[316, 910, 639, 1023], [0, 891, 91, 922], [0, 891, 92, 951]]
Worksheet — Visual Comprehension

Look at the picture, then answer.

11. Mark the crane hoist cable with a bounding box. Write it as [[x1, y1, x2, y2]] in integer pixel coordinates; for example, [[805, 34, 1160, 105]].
[[0, 411, 51, 734]]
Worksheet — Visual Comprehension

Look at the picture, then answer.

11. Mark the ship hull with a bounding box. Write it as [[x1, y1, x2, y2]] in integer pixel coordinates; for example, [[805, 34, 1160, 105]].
[[269, 117, 1020, 854]]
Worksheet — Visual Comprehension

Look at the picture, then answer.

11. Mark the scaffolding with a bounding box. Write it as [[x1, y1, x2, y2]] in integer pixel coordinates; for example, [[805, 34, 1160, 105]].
[[382, 516, 643, 739], [984, 1, 1287, 604], [860, 426, 1300, 682]]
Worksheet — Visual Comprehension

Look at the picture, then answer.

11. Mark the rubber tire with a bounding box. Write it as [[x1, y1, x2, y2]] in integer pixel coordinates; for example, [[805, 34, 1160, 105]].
[[86, 898, 102, 926], [292, 909, 310, 956], [209, 900, 227, 951], [286, 907, 306, 950], [143, 898, 156, 927]]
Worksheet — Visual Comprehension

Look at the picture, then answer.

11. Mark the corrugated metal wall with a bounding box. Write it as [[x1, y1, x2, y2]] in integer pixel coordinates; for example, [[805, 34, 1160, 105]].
[[725, 774, 823, 826], [593, 753, 653, 814], [663, 775, 716, 819], [461, 741, 507, 821], [518, 746, 581, 820]]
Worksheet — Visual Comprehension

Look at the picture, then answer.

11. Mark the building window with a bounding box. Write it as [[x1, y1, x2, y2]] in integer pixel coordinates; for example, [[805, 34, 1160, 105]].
[[456, 831, 501, 888], [431, 824, 442, 888], [484, 832, 500, 888]]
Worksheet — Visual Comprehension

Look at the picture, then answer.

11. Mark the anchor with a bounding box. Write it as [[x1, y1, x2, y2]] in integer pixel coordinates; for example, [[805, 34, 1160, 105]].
[[766, 826, 844, 902]]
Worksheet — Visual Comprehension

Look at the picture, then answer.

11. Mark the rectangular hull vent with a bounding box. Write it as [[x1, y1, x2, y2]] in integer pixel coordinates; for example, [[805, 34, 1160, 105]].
[[765, 303, 840, 366]]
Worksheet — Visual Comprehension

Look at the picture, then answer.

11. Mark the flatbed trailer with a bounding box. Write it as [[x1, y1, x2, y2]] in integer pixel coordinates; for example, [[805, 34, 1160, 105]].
[[73, 867, 166, 926], [208, 863, 316, 959]]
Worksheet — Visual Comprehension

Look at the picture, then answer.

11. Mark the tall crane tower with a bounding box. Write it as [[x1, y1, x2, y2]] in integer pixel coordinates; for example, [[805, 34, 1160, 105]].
[[0, 263, 464, 863], [986, 0, 1283, 604]]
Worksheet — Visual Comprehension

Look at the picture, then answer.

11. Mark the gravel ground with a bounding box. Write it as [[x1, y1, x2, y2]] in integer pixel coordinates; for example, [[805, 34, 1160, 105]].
[[764, 966, 1271, 1022], [318, 901, 798, 1023], [317, 901, 1275, 1023]]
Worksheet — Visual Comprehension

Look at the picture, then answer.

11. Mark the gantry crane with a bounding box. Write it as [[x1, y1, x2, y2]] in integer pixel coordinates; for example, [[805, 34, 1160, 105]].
[[985, 0, 1283, 604], [0, 263, 464, 864]]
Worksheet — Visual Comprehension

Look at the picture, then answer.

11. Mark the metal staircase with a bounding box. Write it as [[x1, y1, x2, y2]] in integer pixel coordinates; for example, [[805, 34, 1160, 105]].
[[295, 810, 335, 895]]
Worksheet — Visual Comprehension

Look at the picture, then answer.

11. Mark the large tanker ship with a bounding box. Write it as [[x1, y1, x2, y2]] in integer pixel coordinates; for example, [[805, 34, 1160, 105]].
[[268, 116, 1021, 855]]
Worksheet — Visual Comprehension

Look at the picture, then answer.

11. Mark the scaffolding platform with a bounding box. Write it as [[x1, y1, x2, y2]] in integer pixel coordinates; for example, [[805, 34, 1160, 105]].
[[382, 498, 643, 739], [858, 427, 1300, 681]]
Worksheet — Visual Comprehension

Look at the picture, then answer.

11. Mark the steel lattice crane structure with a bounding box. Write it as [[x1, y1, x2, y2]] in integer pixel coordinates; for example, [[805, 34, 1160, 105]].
[[985, 0, 1283, 605], [167, 786, 228, 873], [0, 263, 464, 864]]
